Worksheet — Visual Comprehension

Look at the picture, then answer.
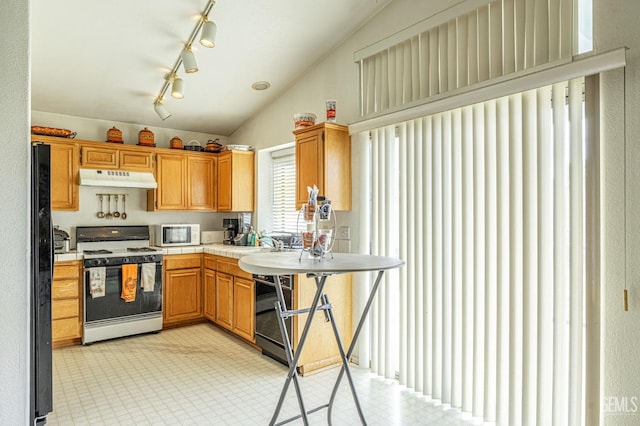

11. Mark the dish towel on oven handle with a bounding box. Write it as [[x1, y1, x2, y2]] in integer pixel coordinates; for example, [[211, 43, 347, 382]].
[[89, 267, 106, 298], [121, 263, 138, 302], [141, 263, 156, 292]]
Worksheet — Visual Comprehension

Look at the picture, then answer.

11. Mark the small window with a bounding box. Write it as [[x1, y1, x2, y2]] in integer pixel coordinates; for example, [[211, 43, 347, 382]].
[[271, 147, 298, 233]]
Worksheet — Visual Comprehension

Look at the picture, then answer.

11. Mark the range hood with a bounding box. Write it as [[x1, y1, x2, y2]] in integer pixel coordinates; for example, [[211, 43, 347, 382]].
[[79, 168, 157, 189]]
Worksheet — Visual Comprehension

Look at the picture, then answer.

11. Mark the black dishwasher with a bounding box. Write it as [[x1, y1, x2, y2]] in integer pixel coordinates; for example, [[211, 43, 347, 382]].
[[254, 274, 294, 365]]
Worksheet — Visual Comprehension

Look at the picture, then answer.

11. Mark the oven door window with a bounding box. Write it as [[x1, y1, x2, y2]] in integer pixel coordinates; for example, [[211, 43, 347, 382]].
[[84, 264, 162, 322]]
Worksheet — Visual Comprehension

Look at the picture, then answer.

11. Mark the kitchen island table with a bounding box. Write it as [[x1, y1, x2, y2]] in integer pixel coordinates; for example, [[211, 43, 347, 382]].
[[239, 252, 404, 425]]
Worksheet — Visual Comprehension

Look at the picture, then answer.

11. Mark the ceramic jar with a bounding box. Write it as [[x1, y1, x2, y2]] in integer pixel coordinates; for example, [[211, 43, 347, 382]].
[[138, 127, 155, 146], [106, 126, 123, 143], [170, 136, 183, 149]]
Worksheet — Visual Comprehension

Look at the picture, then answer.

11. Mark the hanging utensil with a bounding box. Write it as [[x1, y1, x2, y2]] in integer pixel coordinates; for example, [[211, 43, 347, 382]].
[[121, 195, 127, 220], [97, 194, 105, 218], [105, 194, 113, 219], [113, 194, 120, 218]]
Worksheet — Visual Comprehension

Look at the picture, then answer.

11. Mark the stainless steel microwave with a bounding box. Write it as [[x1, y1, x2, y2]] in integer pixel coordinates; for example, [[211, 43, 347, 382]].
[[153, 224, 200, 247]]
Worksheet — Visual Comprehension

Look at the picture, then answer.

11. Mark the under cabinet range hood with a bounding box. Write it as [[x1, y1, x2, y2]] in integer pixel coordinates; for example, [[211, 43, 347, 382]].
[[79, 169, 157, 189]]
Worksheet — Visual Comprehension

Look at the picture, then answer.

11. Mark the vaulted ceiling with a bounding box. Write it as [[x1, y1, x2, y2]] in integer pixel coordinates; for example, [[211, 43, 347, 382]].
[[31, 0, 390, 136]]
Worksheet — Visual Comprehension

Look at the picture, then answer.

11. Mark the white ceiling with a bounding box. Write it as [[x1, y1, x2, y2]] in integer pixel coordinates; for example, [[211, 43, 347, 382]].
[[31, 0, 390, 136]]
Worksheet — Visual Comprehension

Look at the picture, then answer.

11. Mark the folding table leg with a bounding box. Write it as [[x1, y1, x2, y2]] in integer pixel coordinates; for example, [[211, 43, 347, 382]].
[[327, 270, 386, 423], [269, 275, 329, 426]]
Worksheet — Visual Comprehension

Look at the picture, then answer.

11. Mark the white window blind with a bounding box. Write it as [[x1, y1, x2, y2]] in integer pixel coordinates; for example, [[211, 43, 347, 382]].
[[358, 77, 595, 425], [271, 148, 298, 233], [357, 0, 579, 118]]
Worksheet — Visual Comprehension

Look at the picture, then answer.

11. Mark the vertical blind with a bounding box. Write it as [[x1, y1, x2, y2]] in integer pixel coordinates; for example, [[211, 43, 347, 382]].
[[271, 148, 298, 233], [359, 77, 588, 425], [359, 0, 574, 118]]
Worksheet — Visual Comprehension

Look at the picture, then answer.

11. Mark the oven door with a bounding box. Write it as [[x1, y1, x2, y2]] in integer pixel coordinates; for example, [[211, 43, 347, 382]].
[[84, 263, 162, 323], [255, 276, 293, 350]]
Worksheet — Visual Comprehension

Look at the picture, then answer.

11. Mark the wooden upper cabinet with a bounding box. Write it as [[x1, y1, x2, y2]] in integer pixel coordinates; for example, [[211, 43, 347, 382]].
[[32, 137, 79, 211], [187, 155, 216, 210], [153, 152, 187, 210], [294, 122, 351, 210], [80, 142, 154, 172], [217, 150, 254, 212], [119, 147, 154, 171], [149, 150, 217, 211], [81, 145, 118, 169]]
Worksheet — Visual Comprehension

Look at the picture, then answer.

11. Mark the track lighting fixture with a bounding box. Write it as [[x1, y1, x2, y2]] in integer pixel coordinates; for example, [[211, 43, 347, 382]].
[[152, 0, 217, 120], [200, 19, 217, 48], [171, 74, 184, 99], [181, 47, 198, 74], [154, 101, 171, 121]]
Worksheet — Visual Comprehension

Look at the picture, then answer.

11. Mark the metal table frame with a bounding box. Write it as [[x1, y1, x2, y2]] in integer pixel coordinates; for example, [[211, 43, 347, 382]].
[[239, 252, 403, 426], [269, 270, 386, 425]]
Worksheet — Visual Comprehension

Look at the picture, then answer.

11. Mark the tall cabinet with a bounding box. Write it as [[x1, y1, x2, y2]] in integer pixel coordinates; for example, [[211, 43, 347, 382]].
[[294, 122, 351, 210]]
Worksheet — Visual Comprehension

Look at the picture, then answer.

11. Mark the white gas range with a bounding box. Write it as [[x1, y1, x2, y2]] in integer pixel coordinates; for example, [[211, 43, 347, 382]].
[[76, 226, 163, 344]]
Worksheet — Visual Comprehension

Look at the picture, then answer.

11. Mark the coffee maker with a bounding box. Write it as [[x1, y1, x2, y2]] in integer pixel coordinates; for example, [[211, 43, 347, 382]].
[[222, 218, 239, 245], [222, 213, 253, 245]]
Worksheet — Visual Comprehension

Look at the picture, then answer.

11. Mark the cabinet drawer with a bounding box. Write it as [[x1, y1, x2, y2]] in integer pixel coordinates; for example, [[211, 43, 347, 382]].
[[52, 278, 78, 299], [52, 317, 81, 341], [54, 262, 79, 279], [217, 258, 252, 280], [52, 299, 79, 320], [203, 255, 216, 270], [164, 254, 202, 270]]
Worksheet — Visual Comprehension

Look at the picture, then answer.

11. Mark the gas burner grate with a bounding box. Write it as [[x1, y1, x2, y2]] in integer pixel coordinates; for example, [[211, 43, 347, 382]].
[[83, 249, 113, 255], [127, 247, 158, 252]]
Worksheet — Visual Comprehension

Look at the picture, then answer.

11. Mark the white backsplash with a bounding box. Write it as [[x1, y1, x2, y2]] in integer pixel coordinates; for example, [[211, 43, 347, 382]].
[[52, 186, 233, 249]]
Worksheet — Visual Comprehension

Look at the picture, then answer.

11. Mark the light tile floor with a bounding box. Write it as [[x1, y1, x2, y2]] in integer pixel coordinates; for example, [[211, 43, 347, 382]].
[[49, 323, 476, 425]]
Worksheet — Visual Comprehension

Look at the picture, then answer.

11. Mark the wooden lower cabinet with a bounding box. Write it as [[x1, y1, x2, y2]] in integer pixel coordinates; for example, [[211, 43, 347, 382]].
[[163, 254, 203, 326], [203, 268, 216, 321], [232, 277, 254, 342], [205, 254, 255, 343], [52, 261, 82, 347], [293, 272, 352, 375], [214, 272, 233, 329]]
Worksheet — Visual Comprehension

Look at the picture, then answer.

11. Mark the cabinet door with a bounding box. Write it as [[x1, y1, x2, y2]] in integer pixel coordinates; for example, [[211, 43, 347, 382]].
[[293, 273, 353, 375], [216, 151, 254, 212], [294, 123, 351, 210], [215, 272, 233, 329], [80, 145, 118, 169], [187, 155, 215, 210], [295, 129, 323, 207], [119, 148, 154, 171], [217, 153, 232, 211], [233, 277, 255, 342], [155, 153, 187, 210], [49, 142, 79, 211], [164, 268, 202, 323], [203, 268, 216, 321]]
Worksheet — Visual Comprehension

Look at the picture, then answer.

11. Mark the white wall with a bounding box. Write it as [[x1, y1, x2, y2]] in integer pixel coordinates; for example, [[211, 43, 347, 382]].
[[595, 1, 640, 424], [231, 0, 640, 423], [0, 0, 30, 423]]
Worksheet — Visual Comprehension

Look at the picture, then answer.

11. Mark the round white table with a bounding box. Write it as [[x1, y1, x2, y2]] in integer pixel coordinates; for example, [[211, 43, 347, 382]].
[[239, 252, 404, 426]]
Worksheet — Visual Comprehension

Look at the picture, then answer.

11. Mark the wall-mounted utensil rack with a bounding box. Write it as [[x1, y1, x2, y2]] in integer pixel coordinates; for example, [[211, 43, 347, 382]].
[[96, 193, 129, 220]]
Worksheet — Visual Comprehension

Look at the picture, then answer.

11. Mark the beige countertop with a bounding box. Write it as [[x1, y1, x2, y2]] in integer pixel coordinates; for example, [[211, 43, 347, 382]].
[[53, 243, 269, 263]]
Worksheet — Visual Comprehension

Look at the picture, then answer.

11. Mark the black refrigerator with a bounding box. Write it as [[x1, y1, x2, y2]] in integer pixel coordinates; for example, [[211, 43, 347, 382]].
[[31, 143, 53, 424]]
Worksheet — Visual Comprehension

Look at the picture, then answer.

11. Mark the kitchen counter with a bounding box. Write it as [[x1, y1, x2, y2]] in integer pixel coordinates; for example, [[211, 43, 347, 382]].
[[161, 243, 265, 259], [54, 243, 268, 263]]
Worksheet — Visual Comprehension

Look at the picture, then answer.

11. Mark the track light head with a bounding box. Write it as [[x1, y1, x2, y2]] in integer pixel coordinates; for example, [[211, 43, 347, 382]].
[[200, 19, 217, 48], [171, 74, 184, 99], [181, 47, 198, 73], [154, 101, 171, 121]]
